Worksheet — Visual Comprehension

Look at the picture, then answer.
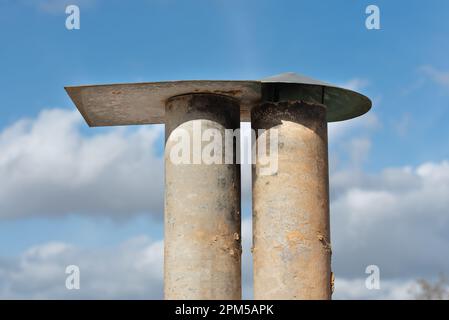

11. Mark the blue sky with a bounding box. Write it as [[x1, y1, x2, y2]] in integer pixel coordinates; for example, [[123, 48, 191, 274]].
[[1, 0, 449, 166], [0, 0, 449, 299]]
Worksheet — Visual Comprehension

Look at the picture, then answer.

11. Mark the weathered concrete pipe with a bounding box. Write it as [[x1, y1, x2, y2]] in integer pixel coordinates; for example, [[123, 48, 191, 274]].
[[164, 94, 242, 300], [252, 100, 332, 300]]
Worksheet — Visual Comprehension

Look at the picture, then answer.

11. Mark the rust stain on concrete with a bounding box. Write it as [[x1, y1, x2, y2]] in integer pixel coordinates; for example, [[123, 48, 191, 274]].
[[252, 101, 331, 300]]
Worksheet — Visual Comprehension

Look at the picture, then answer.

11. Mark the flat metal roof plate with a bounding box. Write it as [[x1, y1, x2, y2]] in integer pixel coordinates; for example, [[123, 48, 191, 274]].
[[65, 72, 372, 126]]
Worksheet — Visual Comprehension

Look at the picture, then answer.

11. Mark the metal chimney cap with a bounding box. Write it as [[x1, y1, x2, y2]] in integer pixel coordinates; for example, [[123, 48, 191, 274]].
[[261, 72, 333, 86], [260, 72, 372, 122], [65, 73, 371, 127]]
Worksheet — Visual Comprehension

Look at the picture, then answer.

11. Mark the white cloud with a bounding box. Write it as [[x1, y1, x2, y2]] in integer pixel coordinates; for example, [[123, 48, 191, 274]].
[[328, 112, 379, 142], [340, 78, 370, 92], [0, 237, 163, 299], [333, 277, 415, 300], [0, 108, 164, 219], [420, 65, 449, 89], [329, 160, 449, 299], [331, 161, 449, 280], [0, 221, 253, 299], [2, 154, 449, 299]]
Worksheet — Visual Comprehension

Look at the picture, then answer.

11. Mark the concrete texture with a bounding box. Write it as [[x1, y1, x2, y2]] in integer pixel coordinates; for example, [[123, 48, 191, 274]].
[[251, 100, 332, 300], [164, 94, 242, 299]]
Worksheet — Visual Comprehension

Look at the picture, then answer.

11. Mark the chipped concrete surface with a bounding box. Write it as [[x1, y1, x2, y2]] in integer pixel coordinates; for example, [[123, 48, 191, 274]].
[[164, 94, 241, 299], [252, 101, 332, 300]]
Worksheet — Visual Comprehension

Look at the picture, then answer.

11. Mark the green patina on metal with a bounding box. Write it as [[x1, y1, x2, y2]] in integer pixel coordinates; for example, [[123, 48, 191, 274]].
[[260, 72, 372, 122]]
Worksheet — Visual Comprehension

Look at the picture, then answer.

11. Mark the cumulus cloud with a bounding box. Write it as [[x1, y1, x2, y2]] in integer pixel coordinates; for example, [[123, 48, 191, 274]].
[[333, 277, 415, 300], [0, 108, 164, 219], [0, 108, 257, 220], [331, 161, 449, 282], [0, 221, 252, 299], [0, 211, 434, 300], [0, 236, 163, 299]]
